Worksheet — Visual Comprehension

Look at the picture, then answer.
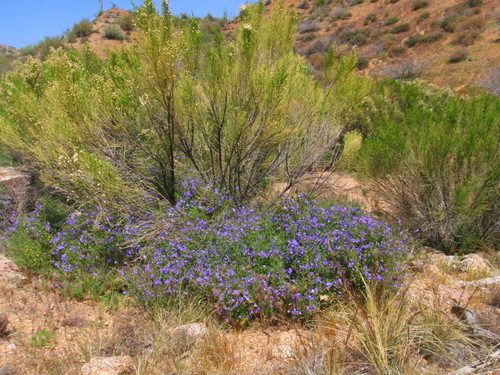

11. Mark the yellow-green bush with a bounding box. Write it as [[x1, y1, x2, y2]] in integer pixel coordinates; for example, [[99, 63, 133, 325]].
[[0, 0, 368, 208]]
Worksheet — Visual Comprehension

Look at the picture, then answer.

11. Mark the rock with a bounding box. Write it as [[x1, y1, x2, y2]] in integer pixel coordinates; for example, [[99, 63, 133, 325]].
[[168, 323, 208, 346], [0, 167, 30, 200], [0, 364, 19, 375], [466, 276, 500, 289], [271, 343, 293, 359], [81, 356, 134, 375], [0, 254, 26, 282], [459, 254, 492, 275]]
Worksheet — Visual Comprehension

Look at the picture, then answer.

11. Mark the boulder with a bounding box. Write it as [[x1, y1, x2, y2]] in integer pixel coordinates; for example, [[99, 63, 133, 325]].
[[168, 322, 208, 346], [81, 356, 134, 375]]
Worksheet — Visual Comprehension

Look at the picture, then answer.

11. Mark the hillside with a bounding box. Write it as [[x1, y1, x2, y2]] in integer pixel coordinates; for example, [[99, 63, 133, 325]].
[[68, 7, 136, 55], [3, 1, 499, 93], [284, 0, 500, 93], [0, 44, 19, 75]]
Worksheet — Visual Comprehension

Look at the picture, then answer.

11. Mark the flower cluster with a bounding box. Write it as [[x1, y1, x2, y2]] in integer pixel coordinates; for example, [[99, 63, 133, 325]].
[[1, 187, 411, 323], [127, 190, 410, 322]]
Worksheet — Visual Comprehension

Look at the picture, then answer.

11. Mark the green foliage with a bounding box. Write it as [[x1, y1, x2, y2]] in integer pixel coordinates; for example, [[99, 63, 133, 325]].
[[405, 31, 442, 47], [448, 49, 468, 63], [297, 0, 309, 9], [364, 13, 378, 25], [103, 24, 125, 40], [336, 27, 372, 46], [391, 23, 410, 33], [19, 36, 65, 60], [0, 54, 15, 76], [118, 13, 135, 31], [72, 18, 93, 38], [0, 0, 368, 208], [416, 11, 431, 24], [356, 81, 500, 251], [412, 0, 429, 11], [467, 0, 482, 7], [2, 216, 53, 273], [30, 329, 56, 348], [385, 17, 399, 25]]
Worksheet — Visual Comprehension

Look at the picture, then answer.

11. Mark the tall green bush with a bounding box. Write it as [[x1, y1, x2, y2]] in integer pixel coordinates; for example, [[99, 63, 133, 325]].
[[356, 81, 499, 251], [72, 19, 93, 38], [0, 0, 364, 208]]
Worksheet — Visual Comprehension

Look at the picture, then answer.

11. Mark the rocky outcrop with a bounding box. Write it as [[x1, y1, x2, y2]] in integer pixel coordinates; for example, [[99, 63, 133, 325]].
[[0, 167, 30, 230]]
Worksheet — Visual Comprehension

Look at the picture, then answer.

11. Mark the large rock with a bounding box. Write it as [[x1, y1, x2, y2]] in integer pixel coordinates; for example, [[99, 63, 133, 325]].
[[459, 254, 493, 275], [168, 322, 208, 346], [0, 167, 30, 230], [81, 356, 134, 375]]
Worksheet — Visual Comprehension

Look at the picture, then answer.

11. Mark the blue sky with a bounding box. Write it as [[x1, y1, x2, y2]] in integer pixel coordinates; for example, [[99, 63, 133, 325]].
[[0, 0, 249, 49]]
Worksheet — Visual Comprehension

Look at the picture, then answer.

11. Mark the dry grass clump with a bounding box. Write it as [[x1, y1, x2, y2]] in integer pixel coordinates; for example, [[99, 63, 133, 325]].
[[286, 281, 481, 375]]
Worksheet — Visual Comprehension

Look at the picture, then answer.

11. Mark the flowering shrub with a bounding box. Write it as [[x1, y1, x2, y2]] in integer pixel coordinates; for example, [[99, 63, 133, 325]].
[[1, 186, 411, 323], [127, 190, 410, 322]]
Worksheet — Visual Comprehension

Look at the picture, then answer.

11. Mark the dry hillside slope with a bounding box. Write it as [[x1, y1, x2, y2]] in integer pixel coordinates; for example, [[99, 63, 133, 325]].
[[266, 0, 500, 93]]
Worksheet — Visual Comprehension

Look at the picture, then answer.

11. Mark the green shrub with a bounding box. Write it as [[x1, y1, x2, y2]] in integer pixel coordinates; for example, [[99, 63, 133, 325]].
[[118, 13, 135, 31], [297, 32, 317, 42], [103, 24, 125, 40], [448, 49, 468, 63], [405, 31, 443, 47], [391, 23, 410, 33], [412, 0, 429, 10], [297, 0, 309, 9], [416, 11, 431, 24], [0, 54, 15, 76], [468, 0, 482, 7], [452, 17, 485, 46], [385, 17, 399, 25], [388, 45, 407, 56], [0, 0, 368, 207], [364, 13, 378, 25], [1, 212, 54, 273], [298, 19, 321, 33], [356, 81, 500, 251], [390, 0, 400, 3], [72, 19, 93, 38], [19, 36, 65, 60], [336, 27, 372, 46], [66, 31, 77, 43], [440, 15, 459, 32]]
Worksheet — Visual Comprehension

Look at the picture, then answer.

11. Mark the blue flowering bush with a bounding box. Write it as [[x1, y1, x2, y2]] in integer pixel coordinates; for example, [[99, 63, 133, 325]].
[[1, 185, 411, 323]]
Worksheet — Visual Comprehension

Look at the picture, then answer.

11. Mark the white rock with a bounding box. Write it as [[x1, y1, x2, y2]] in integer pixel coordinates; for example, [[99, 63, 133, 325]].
[[81, 356, 134, 375], [169, 322, 208, 344], [459, 254, 492, 274]]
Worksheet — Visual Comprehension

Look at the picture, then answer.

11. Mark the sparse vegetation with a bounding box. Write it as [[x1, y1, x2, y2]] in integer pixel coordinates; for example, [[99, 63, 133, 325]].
[[412, 0, 430, 10], [405, 31, 443, 47], [103, 24, 126, 40], [364, 13, 377, 25], [72, 18, 93, 38], [19, 36, 66, 60], [384, 17, 399, 25], [452, 17, 485, 46], [448, 49, 468, 63], [298, 19, 322, 33], [118, 13, 135, 31], [416, 11, 431, 23], [391, 22, 410, 33]]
